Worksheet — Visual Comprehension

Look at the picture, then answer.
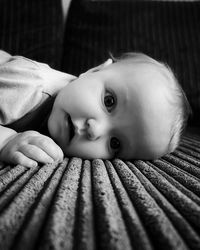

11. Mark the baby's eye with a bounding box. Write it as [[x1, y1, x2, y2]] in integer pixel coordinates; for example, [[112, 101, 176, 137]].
[[104, 91, 116, 112], [110, 137, 120, 151]]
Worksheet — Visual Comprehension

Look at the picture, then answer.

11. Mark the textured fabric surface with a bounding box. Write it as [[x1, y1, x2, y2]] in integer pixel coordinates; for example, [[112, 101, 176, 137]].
[[62, 0, 200, 126], [0, 0, 64, 69], [0, 131, 200, 250]]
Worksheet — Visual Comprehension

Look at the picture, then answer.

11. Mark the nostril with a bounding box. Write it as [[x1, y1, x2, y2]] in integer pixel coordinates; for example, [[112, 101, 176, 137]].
[[86, 119, 90, 128], [86, 118, 99, 141]]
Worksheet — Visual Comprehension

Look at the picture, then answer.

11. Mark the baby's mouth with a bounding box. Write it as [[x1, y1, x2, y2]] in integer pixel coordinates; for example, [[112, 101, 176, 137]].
[[68, 114, 75, 141]]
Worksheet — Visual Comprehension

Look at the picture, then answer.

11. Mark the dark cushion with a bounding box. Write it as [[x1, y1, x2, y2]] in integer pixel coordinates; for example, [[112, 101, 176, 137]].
[[62, 0, 200, 126], [0, 0, 64, 69]]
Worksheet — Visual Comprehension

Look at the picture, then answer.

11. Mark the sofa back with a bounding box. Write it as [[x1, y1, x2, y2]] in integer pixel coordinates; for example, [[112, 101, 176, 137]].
[[0, 0, 64, 69]]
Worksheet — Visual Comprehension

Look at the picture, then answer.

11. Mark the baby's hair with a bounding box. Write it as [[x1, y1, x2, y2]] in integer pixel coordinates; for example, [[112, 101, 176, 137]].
[[109, 52, 192, 154]]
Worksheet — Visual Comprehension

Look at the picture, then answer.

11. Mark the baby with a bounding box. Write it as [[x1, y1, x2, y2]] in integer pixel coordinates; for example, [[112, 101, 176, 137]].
[[0, 50, 191, 167]]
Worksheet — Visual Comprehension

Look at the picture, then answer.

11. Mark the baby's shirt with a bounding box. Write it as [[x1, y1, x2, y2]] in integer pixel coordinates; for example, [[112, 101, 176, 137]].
[[0, 50, 76, 132]]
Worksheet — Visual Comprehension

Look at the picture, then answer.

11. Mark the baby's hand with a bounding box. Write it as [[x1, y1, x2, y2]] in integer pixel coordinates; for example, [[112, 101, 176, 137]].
[[0, 131, 63, 168]]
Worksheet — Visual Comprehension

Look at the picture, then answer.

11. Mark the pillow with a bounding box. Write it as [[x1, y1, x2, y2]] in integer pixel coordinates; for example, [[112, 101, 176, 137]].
[[0, 0, 64, 69], [62, 0, 200, 126]]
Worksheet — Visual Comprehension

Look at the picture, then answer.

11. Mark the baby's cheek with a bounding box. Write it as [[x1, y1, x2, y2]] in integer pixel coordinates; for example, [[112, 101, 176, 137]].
[[64, 140, 110, 159], [47, 112, 57, 138]]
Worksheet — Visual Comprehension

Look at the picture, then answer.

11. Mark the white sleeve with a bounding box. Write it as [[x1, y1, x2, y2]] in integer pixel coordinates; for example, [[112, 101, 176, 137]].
[[0, 52, 45, 125], [34, 60, 76, 95], [0, 50, 76, 125]]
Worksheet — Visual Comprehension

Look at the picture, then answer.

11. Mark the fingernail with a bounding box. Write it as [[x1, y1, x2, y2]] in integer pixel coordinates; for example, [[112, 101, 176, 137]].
[[32, 162, 38, 167]]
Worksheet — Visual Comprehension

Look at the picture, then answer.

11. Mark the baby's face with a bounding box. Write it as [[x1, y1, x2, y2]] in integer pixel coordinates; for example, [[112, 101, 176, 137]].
[[48, 60, 172, 160]]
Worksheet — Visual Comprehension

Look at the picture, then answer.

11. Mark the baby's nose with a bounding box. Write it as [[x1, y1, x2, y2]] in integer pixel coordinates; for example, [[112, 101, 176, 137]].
[[86, 118, 106, 141]]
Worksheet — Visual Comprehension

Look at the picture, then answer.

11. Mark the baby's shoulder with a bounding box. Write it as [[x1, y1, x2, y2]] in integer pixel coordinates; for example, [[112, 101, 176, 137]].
[[5, 55, 40, 70]]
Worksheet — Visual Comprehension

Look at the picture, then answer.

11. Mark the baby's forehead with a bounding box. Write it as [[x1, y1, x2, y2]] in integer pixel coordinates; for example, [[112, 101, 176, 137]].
[[101, 60, 173, 104], [117, 62, 169, 90], [126, 60, 166, 77]]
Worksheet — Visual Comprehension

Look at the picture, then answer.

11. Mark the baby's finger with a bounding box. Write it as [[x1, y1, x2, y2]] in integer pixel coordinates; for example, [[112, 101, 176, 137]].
[[11, 151, 38, 168], [19, 144, 55, 164], [30, 136, 63, 161]]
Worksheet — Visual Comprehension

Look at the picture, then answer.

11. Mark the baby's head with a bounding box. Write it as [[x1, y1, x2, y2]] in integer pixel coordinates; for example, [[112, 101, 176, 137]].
[[48, 52, 191, 160]]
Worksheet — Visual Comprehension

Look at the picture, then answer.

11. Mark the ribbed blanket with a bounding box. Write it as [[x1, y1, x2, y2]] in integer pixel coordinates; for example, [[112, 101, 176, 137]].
[[0, 131, 200, 250]]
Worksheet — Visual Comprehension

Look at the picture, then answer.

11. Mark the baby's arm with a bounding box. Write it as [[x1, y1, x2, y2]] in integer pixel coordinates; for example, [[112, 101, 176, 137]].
[[0, 125, 63, 167]]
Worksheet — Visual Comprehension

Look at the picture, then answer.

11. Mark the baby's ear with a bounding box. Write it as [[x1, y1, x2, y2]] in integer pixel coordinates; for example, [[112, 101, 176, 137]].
[[79, 58, 113, 76]]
